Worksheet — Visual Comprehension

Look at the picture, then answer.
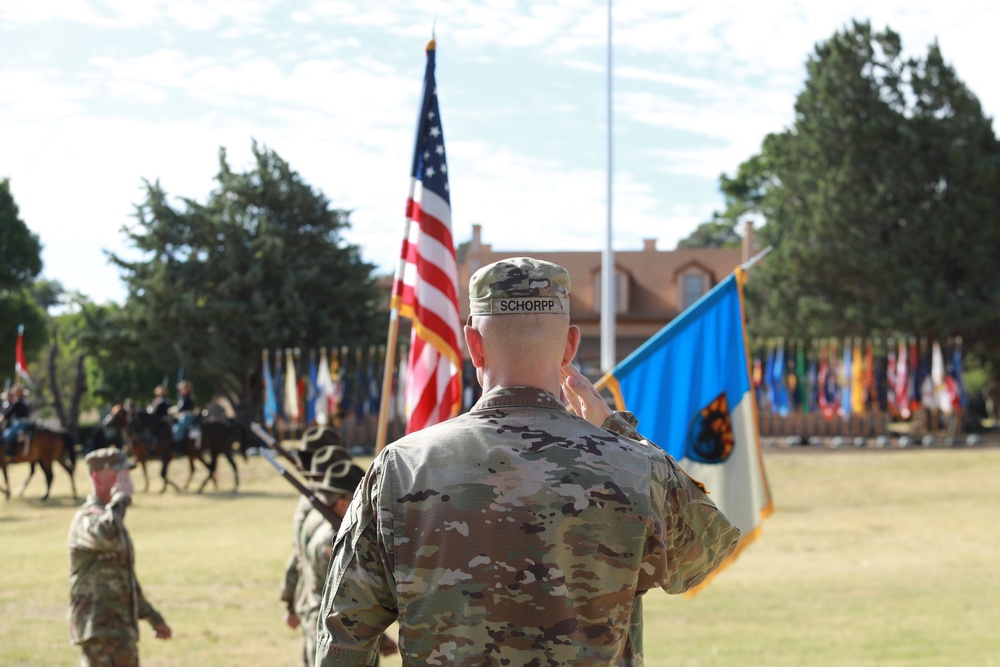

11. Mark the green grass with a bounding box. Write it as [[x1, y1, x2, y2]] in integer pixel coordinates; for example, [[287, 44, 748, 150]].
[[2, 446, 999, 666]]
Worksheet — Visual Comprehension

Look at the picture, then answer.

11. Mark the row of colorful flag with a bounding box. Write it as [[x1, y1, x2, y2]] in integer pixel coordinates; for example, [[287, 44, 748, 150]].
[[752, 337, 966, 419], [261, 346, 399, 429]]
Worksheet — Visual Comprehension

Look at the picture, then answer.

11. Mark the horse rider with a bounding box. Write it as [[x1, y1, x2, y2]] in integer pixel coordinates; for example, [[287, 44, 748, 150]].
[[148, 385, 171, 420], [2, 385, 32, 459], [169, 380, 199, 452]]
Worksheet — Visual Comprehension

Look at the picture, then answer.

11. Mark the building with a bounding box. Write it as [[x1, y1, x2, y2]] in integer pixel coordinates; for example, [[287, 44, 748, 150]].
[[458, 223, 755, 375]]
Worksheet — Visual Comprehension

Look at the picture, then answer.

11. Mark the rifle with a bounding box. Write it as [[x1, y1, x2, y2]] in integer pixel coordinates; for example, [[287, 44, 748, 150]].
[[250, 422, 303, 471], [251, 423, 340, 526]]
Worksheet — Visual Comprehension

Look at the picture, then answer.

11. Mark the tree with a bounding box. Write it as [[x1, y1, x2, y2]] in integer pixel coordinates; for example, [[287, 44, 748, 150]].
[[717, 21, 1000, 363], [676, 214, 741, 249], [0, 178, 46, 384], [105, 142, 386, 419]]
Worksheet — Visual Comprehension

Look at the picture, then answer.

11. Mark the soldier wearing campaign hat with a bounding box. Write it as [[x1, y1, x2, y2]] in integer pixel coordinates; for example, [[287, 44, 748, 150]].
[[301, 460, 396, 664], [316, 257, 740, 666], [279, 441, 353, 667], [68, 448, 171, 666]]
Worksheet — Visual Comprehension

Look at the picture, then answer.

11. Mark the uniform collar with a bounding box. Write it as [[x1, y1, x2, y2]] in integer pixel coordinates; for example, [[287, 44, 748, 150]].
[[472, 386, 567, 411]]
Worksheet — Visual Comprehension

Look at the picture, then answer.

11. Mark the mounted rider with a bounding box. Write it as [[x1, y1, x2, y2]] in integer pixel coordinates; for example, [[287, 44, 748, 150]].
[[2, 385, 32, 459], [148, 384, 171, 420], [169, 380, 200, 452]]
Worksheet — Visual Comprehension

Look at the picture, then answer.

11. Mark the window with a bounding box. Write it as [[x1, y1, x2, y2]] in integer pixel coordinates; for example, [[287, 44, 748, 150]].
[[682, 273, 706, 310]]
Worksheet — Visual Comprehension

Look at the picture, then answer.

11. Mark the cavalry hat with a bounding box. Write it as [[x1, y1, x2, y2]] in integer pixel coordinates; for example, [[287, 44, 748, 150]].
[[468, 257, 571, 320], [313, 460, 365, 496], [86, 447, 136, 473], [300, 425, 344, 452], [305, 444, 351, 480]]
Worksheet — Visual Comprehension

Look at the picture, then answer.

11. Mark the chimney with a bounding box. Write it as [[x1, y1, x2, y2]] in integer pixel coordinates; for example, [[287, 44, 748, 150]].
[[642, 238, 656, 252], [471, 223, 482, 251], [742, 220, 754, 264]]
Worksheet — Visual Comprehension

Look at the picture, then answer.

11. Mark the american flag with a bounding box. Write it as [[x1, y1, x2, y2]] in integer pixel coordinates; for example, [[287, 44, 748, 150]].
[[391, 39, 462, 433]]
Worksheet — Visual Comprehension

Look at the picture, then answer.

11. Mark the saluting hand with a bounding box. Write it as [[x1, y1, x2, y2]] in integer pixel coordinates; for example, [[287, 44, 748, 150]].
[[560, 364, 612, 426], [111, 470, 133, 498]]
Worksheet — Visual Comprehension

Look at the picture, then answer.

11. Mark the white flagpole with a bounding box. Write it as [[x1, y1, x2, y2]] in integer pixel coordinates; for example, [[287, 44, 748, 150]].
[[600, 0, 616, 372]]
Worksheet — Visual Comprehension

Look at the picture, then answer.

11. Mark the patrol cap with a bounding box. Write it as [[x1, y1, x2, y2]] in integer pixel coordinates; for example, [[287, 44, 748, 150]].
[[312, 460, 365, 495], [468, 257, 570, 321], [86, 447, 136, 473], [306, 444, 351, 480]]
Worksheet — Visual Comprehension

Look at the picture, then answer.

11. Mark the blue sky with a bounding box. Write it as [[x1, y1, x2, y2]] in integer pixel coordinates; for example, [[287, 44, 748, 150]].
[[2, 1, 997, 305]]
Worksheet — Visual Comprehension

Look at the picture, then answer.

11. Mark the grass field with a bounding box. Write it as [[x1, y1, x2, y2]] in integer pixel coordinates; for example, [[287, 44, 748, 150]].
[[2, 444, 999, 667]]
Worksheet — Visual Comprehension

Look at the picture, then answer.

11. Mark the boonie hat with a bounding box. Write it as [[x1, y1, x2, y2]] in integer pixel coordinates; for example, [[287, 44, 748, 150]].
[[86, 447, 136, 473], [468, 257, 571, 321], [306, 444, 351, 480], [312, 460, 365, 495]]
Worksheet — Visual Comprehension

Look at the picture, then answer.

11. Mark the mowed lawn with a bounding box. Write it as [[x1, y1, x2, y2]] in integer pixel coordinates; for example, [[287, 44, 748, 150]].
[[2, 444, 999, 667]]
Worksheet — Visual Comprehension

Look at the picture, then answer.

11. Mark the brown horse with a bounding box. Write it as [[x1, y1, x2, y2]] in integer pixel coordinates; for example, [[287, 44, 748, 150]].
[[103, 403, 207, 494], [195, 418, 249, 494], [0, 424, 78, 501]]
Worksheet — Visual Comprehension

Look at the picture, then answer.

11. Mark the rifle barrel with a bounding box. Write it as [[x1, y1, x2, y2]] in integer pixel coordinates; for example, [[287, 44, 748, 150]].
[[257, 439, 340, 526]]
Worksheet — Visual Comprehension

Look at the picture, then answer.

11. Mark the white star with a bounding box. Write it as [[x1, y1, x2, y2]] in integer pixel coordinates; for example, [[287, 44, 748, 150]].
[[435, 145, 444, 155], [425, 166, 435, 178], [444, 182, 449, 191], [441, 164, 447, 174], [429, 126, 440, 138], [424, 150, 430, 160], [428, 110, 436, 120]]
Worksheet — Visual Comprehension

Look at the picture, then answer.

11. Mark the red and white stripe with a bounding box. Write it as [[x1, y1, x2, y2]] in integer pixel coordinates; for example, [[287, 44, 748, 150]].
[[392, 181, 462, 433]]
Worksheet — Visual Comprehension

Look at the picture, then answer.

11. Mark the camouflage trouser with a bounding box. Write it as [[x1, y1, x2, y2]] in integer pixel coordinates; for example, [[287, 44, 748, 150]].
[[302, 611, 318, 667], [80, 637, 140, 667]]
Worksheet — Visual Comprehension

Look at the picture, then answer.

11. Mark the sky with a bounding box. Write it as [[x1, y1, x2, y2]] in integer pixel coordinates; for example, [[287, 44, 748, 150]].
[[2, 0, 998, 306]]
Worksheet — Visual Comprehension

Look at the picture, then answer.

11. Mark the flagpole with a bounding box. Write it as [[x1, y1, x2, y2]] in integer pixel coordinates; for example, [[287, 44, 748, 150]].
[[376, 311, 400, 453], [600, 0, 616, 373]]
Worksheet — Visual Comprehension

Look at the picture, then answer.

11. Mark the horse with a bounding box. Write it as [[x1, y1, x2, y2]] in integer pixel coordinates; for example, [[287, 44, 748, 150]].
[[0, 424, 78, 501], [103, 403, 207, 494], [195, 417, 250, 494]]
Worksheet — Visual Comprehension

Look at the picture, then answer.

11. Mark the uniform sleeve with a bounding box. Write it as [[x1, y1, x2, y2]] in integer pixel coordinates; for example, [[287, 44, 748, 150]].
[[281, 551, 299, 611], [315, 456, 398, 667], [70, 494, 131, 551], [136, 581, 167, 628], [649, 453, 740, 594], [602, 411, 741, 594]]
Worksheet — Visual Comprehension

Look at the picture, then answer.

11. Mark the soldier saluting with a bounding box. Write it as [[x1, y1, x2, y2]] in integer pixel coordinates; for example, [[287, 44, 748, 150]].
[[315, 257, 740, 666], [68, 447, 171, 666]]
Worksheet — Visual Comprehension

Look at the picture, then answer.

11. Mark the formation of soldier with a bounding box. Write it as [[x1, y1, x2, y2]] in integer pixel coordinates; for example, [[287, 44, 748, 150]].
[[279, 425, 399, 665]]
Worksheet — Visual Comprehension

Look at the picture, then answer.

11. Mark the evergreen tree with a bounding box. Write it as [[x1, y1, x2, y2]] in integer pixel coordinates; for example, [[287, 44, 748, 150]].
[[717, 22, 1000, 363], [105, 142, 385, 416]]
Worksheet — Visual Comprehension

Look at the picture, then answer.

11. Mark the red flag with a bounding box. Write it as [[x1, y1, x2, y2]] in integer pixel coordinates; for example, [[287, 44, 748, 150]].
[[15, 324, 32, 387], [391, 39, 462, 433]]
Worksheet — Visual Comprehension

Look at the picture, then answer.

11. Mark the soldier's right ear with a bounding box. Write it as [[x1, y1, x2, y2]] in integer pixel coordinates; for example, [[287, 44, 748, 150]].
[[465, 325, 485, 369]]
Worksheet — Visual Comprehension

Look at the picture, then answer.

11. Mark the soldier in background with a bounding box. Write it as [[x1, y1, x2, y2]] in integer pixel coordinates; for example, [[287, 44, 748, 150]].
[[68, 447, 171, 666], [302, 461, 398, 666], [315, 257, 741, 666], [280, 432, 350, 667]]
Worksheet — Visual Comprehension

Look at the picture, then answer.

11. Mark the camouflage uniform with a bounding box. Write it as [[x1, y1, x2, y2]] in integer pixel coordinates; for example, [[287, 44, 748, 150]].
[[315, 388, 740, 666], [315, 257, 740, 666], [68, 491, 166, 666], [281, 442, 351, 667]]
